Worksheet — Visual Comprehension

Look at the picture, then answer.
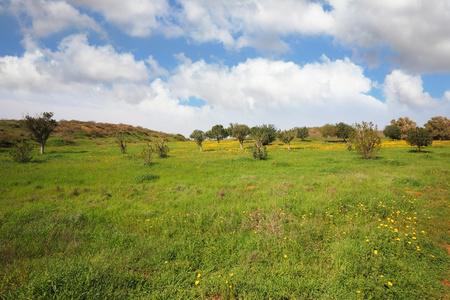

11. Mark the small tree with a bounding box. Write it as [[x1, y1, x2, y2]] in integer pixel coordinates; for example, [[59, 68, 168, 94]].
[[206, 124, 228, 143], [278, 129, 295, 150], [23, 112, 57, 154], [350, 122, 382, 159], [141, 143, 153, 165], [9, 140, 33, 163], [229, 123, 250, 149], [190, 130, 206, 152], [320, 124, 338, 139], [406, 127, 433, 152], [391, 117, 417, 139], [335, 122, 354, 142], [154, 138, 170, 158], [424, 116, 450, 140], [250, 126, 268, 159], [251, 124, 277, 146], [115, 131, 128, 154], [295, 127, 309, 141], [383, 125, 401, 140]]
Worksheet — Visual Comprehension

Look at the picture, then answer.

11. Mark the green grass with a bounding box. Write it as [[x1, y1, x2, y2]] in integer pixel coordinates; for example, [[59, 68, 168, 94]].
[[1, 138, 449, 299]]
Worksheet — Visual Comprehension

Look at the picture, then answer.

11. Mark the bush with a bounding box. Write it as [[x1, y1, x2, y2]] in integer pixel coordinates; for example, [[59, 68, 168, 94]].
[[406, 127, 433, 152], [9, 140, 33, 163], [295, 127, 309, 141], [383, 125, 401, 140], [140, 143, 153, 165], [252, 146, 268, 160], [154, 139, 170, 158], [350, 122, 382, 159]]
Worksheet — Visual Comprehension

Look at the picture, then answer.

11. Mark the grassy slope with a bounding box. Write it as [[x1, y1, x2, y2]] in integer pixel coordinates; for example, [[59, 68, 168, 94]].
[[1, 138, 449, 299]]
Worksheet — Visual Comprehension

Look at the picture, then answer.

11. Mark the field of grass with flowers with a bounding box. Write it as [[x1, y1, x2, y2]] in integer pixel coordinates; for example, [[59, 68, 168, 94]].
[[1, 137, 449, 299]]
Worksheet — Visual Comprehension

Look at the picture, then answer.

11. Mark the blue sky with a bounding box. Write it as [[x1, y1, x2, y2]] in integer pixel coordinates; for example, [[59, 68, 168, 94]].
[[1, 0, 449, 136]]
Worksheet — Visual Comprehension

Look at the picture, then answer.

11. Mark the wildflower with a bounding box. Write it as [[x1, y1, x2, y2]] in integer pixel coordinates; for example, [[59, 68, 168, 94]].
[[388, 281, 393, 286], [356, 290, 361, 294], [195, 280, 199, 285], [284, 254, 287, 258], [197, 273, 201, 278], [230, 273, 234, 277], [165, 261, 168, 264], [412, 237, 417, 240], [380, 275, 384, 278], [374, 250, 378, 255]]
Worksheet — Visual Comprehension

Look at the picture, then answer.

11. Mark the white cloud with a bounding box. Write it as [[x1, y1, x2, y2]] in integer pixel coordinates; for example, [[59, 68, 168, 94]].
[[8, 0, 104, 37], [68, 0, 170, 37], [329, 0, 450, 72]]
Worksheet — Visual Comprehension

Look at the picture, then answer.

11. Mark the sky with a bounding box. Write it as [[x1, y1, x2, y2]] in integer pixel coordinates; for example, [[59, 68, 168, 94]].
[[0, 0, 449, 136]]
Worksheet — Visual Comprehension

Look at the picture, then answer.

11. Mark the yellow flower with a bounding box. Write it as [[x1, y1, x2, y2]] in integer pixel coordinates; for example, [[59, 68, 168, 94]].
[[380, 275, 384, 278], [374, 250, 378, 255], [197, 273, 201, 278], [356, 290, 361, 294], [388, 281, 393, 286], [284, 255, 287, 258], [230, 273, 234, 277], [195, 280, 199, 285]]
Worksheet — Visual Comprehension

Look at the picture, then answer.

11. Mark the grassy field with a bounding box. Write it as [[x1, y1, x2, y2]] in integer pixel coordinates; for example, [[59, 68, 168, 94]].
[[1, 137, 449, 299]]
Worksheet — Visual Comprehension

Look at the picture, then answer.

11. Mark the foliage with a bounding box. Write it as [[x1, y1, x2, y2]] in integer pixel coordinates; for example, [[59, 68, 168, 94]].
[[350, 122, 382, 159], [295, 126, 309, 141], [190, 129, 206, 151], [335, 122, 354, 142], [390, 117, 417, 139], [154, 139, 170, 158], [406, 127, 433, 152], [140, 143, 153, 165], [424, 116, 450, 140], [252, 145, 268, 160], [115, 131, 128, 154], [9, 140, 33, 163], [383, 125, 402, 140], [320, 123, 338, 138], [229, 123, 250, 149], [23, 112, 57, 154], [277, 129, 295, 150], [250, 124, 277, 146], [206, 124, 229, 143]]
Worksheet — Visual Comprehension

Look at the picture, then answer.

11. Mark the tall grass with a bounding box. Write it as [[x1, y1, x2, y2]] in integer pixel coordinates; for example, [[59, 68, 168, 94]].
[[1, 138, 449, 299]]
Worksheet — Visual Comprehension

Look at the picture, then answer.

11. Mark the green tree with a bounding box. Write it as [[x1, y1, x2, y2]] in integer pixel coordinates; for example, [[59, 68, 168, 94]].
[[190, 130, 206, 152], [406, 127, 433, 152], [229, 123, 250, 149], [115, 131, 128, 154], [320, 124, 338, 139], [390, 117, 417, 139], [424, 116, 450, 140], [383, 125, 402, 140], [251, 124, 277, 146], [206, 124, 228, 143], [278, 129, 295, 150], [350, 122, 382, 159], [335, 122, 354, 142], [23, 112, 57, 154], [295, 126, 309, 141]]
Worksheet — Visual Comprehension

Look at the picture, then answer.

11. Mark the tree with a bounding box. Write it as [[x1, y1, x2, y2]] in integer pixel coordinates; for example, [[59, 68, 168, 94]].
[[190, 130, 206, 152], [249, 126, 268, 160], [406, 127, 433, 152], [9, 140, 33, 163], [295, 127, 309, 141], [350, 122, 382, 159], [23, 112, 57, 154], [251, 124, 277, 146], [320, 124, 338, 139], [154, 138, 170, 158], [206, 124, 228, 143], [278, 129, 295, 150], [115, 131, 128, 154], [424, 116, 450, 140], [229, 123, 250, 149], [390, 117, 417, 139], [335, 122, 354, 142], [383, 125, 401, 140]]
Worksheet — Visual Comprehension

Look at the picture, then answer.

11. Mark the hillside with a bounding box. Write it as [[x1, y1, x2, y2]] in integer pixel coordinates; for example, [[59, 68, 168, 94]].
[[0, 119, 186, 147]]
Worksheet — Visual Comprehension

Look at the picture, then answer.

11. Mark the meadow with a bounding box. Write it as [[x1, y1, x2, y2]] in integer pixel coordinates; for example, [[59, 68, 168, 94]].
[[1, 137, 449, 299]]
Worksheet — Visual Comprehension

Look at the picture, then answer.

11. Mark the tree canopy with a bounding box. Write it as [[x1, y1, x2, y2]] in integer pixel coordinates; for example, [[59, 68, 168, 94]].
[[229, 123, 250, 149], [23, 112, 57, 154], [406, 127, 433, 152]]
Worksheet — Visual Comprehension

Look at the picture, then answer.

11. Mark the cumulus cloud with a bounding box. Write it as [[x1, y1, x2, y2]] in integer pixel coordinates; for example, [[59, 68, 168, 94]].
[[329, 0, 450, 73], [8, 0, 104, 37]]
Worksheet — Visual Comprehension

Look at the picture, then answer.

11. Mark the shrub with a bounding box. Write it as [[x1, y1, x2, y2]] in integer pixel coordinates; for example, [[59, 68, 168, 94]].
[[250, 124, 277, 146], [406, 127, 433, 152], [9, 140, 33, 163], [383, 125, 401, 140], [252, 145, 268, 160], [350, 122, 382, 159], [295, 127, 309, 141], [154, 139, 170, 158], [115, 131, 128, 154], [141, 143, 153, 165]]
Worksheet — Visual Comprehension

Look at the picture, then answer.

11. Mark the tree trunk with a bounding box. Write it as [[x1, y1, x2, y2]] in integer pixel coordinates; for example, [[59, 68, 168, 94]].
[[239, 141, 243, 149], [287, 142, 290, 150], [40, 143, 45, 154], [199, 145, 203, 152]]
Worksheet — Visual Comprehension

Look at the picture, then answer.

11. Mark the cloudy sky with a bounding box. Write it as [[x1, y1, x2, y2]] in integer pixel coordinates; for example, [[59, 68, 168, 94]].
[[1, 0, 449, 136]]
